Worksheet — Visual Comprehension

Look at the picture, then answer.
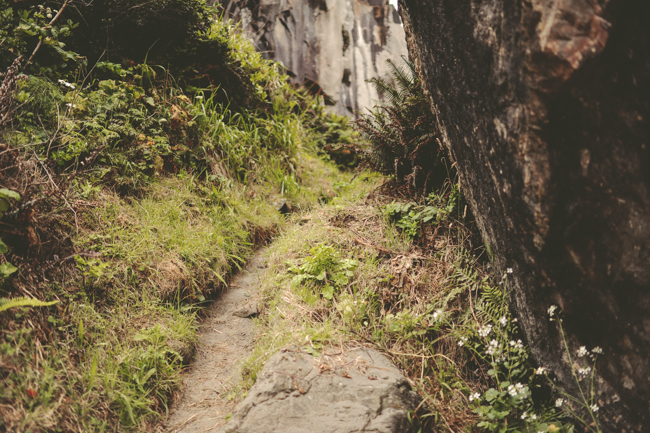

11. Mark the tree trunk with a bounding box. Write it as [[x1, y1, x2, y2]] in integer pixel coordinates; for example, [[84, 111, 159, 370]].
[[398, 0, 650, 430]]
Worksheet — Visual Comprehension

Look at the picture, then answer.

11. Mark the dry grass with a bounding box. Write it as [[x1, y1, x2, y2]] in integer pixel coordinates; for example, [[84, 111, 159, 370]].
[[236, 176, 491, 432]]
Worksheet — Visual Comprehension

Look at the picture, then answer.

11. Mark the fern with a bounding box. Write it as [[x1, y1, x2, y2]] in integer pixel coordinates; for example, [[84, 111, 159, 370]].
[[0, 297, 59, 313], [355, 57, 451, 196]]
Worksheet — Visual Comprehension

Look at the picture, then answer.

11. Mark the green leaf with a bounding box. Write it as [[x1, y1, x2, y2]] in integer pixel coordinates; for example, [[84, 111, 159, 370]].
[[0, 297, 58, 313], [0, 262, 18, 277], [0, 188, 20, 201], [0, 239, 8, 254], [322, 285, 334, 300], [484, 388, 499, 402]]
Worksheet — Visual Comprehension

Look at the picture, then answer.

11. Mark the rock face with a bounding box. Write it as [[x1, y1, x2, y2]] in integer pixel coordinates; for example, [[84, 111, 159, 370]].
[[399, 0, 650, 431], [215, 0, 407, 115], [220, 346, 421, 433]]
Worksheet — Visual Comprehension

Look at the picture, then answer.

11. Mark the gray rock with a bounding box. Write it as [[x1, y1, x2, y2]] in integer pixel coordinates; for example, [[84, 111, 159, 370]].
[[221, 346, 421, 433], [215, 0, 408, 117], [232, 301, 259, 318], [399, 0, 650, 430]]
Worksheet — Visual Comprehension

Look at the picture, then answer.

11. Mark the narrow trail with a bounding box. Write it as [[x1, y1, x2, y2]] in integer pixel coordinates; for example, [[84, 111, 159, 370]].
[[165, 249, 267, 433]]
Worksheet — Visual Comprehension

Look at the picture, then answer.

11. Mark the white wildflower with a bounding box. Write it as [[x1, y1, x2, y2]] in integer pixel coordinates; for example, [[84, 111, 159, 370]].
[[555, 398, 564, 407], [469, 392, 481, 402], [478, 324, 492, 338], [66, 103, 76, 109], [535, 367, 546, 375], [592, 346, 603, 354], [499, 316, 508, 327], [507, 267, 513, 274], [578, 366, 592, 376], [433, 309, 443, 321], [548, 305, 557, 317], [521, 412, 528, 420], [486, 339, 500, 356], [458, 336, 468, 347], [512, 318, 518, 323], [590, 404, 599, 412], [577, 346, 588, 357], [531, 414, 538, 420]]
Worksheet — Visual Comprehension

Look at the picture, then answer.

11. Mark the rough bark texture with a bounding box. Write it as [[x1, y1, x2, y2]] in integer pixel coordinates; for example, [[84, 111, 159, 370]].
[[215, 0, 407, 115], [398, 0, 650, 431]]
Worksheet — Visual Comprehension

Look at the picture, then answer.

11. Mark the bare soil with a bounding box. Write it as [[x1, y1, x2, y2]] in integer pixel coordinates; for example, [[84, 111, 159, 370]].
[[165, 250, 267, 433]]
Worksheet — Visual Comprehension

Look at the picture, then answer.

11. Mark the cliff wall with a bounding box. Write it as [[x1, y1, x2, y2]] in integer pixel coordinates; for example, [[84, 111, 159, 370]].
[[216, 0, 407, 115], [399, 0, 650, 430]]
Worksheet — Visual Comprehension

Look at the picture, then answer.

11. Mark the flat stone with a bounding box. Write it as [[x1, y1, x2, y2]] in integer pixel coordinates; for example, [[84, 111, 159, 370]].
[[220, 346, 421, 433], [232, 301, 258, 318]]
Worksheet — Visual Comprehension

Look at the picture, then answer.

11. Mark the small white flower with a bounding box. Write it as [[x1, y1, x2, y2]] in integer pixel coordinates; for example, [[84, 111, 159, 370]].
[[512, 318, 518, 323], [590, 404, 599, 412], [521, 412, 528, 420], [548, 305, 557, 317], [507, 267, 513, 274], [531, 414, 538, 420], [499, 316, 508, 326], [508, 385, 518, 396], [486, 339, 500, 356], [469, 392, 481, 402], [577, 346, 588, 357], [432, 309, 443, 321], [535, 367, 546, 375], [555, 398, 564, 407], [592, 346, 603, 354], [478, 324, 492, 338], [47, 13, 53, 18], [458, 336, 468, 347], [66, 103, 76, 109], [578, 366, 592, 376]]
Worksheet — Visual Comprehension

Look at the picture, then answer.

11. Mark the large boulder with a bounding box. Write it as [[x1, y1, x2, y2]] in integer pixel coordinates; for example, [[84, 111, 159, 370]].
[[398, 0, 650, 431], [215, 0, 408, 116], [220, 346, 421, 432]]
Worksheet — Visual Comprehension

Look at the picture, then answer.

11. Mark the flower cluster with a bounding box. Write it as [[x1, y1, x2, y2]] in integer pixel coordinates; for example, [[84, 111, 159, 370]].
[[520, 411, 538, 421], [509, 339, 524, 349], [577, 366, 592, 377], [478, 324, 492, 338], [469, 392, 481, 402], [507, 382, 526, 397], [499, 315, 508, 327], [457, 336, 468, 347], [486, 339, 500, 356]]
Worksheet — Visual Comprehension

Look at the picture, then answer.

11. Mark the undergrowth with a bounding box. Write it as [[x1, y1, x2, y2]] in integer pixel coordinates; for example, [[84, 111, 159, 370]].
[[239, 176, 577, 433], [0, 3, 359, 431]]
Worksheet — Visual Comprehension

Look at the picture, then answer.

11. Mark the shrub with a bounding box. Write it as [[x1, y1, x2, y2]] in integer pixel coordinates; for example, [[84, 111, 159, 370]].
[[356, 58, 451, 195]]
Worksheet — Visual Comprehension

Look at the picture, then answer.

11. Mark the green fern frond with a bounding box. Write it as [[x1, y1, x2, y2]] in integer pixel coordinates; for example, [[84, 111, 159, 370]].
[[0, 297, 59, 313]]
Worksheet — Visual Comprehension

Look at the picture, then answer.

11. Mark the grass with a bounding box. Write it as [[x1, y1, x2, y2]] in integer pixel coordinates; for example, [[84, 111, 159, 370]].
[[230, 176, 575, 433], [0, 10, 360, 430]]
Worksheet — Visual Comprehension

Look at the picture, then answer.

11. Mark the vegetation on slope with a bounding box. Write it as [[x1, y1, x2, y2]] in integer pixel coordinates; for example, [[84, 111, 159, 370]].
[[0, 2, 356, 431]]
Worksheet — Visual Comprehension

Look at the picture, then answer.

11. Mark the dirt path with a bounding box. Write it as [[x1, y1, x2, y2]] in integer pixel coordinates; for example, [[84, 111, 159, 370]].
[[165, 249, 267, 433]]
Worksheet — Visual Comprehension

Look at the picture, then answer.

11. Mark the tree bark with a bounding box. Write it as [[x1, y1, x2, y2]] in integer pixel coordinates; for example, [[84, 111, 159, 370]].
[[398, 0, 650, 430]]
